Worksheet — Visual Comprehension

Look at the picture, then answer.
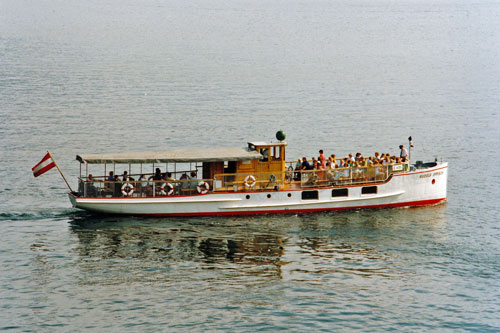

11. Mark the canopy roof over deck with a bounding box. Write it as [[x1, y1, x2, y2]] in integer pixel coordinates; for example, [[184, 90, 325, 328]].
[[76, 147, 263, 164]]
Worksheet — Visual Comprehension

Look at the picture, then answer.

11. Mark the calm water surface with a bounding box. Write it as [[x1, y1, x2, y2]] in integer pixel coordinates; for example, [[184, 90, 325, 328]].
[[1, 0, 499, 331]]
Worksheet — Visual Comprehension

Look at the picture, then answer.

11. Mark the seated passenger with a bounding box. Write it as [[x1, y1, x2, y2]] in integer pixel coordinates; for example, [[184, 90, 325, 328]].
[[301, 157, 311, 170], [312, 157, 319, 169], [149, 168, 162, 181], [295, 159, 301, 171], [180, 173, 190, 189], [113, 175, 121, 196], [103, 172, 114, 196], [86, 174, 97, 196], [189, 172, 199, 190], [330, 154, 337, 168]]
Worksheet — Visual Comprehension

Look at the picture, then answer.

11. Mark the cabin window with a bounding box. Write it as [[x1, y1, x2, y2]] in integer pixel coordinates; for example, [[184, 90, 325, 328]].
[[361, 186, 377, 194], [272, 146, 281, 161], [302, 190, 319, 200], [332, 188, 348, 197], [260, 148, 269, 162]]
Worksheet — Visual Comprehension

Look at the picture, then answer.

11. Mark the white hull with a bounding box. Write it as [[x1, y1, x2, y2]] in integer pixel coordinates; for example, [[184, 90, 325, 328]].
[[70, 163, 447, 216]]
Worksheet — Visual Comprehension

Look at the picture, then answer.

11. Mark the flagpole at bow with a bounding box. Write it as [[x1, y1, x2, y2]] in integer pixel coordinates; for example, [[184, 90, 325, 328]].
[[47, 150, 73, 192]]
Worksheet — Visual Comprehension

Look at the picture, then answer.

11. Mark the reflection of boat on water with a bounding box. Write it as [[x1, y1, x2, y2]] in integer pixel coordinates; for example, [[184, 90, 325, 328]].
[[69, 206, 448, 283], [70, 216, 288, 281], [62, 132, 447, 216]]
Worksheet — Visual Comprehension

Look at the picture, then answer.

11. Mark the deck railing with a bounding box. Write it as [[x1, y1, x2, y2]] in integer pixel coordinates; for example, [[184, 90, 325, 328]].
[[78, 163, 409, 197], [78, 179, 213, 198]]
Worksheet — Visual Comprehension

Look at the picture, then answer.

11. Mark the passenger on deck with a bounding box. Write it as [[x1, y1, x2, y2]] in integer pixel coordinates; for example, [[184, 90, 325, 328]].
[[138, 174, 147, 185], [189, 172, 199, 190], [164, 172, 175, 181], [103, 172, 114, 196], [180, 173, 190, 190], [348, 153, 355, 163], [301, 157, 311, 170], [138, 174, 149, 196], [313, 158, 322, 170], [113, 175, 120, 196], [295, 159, 301, 170], [86, 174, 97, 196], [319, 150, 326, 168], [149, 168, 162, 181], [399, 145, 408, 159], [122, 171, 129, 181], [330, 154, 337, 168]]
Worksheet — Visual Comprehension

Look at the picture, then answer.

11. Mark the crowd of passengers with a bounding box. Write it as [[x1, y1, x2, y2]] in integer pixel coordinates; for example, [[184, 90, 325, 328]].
[[294, 145, 409, 171]]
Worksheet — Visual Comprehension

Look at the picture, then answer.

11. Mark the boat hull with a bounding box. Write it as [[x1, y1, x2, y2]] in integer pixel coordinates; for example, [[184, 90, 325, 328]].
[[70, 163, 447, 216]]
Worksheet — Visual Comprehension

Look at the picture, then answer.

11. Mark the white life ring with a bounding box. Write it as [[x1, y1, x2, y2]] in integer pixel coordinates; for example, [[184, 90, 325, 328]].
[[244, 175, 256, 188], [121, 183, 134, 197], [197, 181, 210, 194], [160, 182, 174, 196]]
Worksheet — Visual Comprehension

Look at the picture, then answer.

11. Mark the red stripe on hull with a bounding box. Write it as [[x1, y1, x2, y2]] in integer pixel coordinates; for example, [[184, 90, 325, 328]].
[[126, 198, 447, 217]]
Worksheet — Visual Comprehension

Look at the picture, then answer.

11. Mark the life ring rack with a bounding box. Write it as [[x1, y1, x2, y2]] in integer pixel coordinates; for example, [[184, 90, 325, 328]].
[[244, 175, 256, 188], [197, 181, 210, 194], [121, 183, 135, 197], [160, 182, 174, 196]]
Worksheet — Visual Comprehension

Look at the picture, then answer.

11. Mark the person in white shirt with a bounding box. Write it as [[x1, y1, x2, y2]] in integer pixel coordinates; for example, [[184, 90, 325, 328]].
[[399, 145, 408, 159]]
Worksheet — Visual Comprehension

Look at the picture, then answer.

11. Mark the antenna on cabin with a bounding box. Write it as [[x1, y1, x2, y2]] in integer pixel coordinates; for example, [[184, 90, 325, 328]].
[[276, 130, 286, 142]]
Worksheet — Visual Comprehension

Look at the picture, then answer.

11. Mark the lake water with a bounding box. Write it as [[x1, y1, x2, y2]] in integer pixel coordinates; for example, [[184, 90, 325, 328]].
[[1, 0, 499, 331]]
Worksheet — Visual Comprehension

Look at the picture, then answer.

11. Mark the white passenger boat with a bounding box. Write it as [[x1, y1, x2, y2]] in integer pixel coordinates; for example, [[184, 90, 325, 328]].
[[66, 134, 447, 216]]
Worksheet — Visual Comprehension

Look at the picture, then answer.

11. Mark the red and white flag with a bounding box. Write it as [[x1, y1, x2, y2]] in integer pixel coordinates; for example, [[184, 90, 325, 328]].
[[32, 152, 56, 177]]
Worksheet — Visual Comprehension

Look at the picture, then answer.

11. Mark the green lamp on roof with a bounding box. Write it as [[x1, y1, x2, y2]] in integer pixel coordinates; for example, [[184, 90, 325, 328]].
[[276, 130, 286, 142]]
